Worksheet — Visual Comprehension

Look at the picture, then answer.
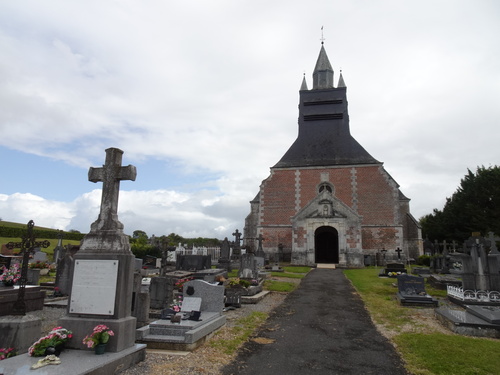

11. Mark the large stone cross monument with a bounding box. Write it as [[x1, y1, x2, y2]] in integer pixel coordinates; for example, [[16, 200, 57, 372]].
[[60, 148, 139, 352]]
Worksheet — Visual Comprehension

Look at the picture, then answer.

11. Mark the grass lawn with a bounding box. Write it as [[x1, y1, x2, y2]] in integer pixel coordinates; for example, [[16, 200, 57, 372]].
[[344, 267, 500, 375]]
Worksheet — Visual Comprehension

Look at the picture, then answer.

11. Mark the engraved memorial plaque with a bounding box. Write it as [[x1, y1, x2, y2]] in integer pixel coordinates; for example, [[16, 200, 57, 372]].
[[70, 260, 119, 315], [181, 297, 202, 312]]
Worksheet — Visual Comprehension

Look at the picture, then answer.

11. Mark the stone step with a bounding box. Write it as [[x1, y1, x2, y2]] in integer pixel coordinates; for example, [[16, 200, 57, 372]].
[[142, 334, 185, 343]]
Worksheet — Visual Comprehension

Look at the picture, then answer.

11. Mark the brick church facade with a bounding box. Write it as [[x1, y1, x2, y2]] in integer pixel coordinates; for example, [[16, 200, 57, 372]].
[[244, 44, 422, 267]]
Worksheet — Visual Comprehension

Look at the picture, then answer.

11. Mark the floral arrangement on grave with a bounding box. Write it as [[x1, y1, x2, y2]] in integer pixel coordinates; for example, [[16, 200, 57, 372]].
[[175, 277, 194, 291], [228, 278, 251, 288], [28, 327, 73, 357], [29, 261, 51, 269], [387, 271, 402, 277], [169, 297, 183, 313], [0, 264, 21, 286], [82, 325, 115, 349], [452, 262, 463, 270], [0, 347, 17, 360], [52, 286, 63, 298]]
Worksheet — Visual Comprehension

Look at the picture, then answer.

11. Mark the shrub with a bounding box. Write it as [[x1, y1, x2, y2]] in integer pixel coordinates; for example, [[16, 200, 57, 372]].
[[417, 255, 431, 266]]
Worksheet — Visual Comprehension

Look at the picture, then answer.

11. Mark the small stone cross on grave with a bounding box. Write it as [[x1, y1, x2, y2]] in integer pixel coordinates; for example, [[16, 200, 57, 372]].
[[232, 229, 242, 257], [88, 148, 137, 232], [233, 229, 242, 247], [395, 247, 403, 259], [7, 220, 50, 315], [255, 234, 265, 257]]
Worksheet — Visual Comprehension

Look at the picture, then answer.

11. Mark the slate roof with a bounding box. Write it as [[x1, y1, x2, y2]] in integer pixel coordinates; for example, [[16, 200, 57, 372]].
[[273, 45, 379, 169]]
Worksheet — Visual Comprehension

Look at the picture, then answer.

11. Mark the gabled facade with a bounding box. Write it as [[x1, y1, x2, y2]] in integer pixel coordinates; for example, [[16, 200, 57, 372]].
[[244, 44, 422, 267]]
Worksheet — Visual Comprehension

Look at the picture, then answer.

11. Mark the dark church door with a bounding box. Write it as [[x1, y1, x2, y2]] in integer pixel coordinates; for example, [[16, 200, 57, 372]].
[[315, 226, 339, 263]]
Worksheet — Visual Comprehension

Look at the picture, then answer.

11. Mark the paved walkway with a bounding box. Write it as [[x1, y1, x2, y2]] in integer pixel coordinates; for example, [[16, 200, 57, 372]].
[[222, 268, 409, 375]]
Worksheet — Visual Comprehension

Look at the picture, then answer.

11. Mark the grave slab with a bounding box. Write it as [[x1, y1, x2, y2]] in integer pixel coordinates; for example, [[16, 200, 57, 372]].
[[466, 305, 500, 324], [0, 286, 46, 316], [435, 308, 500, 338], [0, 344, 146, 375]]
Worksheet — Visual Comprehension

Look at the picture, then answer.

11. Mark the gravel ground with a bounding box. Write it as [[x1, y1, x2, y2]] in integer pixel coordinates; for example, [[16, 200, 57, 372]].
[[26, 284, 291, 375]]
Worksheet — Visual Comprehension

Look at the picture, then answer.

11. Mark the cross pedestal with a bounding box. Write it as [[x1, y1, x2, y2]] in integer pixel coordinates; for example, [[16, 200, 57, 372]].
[[60, 148, 138, 353]]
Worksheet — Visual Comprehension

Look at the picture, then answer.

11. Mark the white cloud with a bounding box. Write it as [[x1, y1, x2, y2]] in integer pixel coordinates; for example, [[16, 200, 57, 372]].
[[1, 1, 500, 238]]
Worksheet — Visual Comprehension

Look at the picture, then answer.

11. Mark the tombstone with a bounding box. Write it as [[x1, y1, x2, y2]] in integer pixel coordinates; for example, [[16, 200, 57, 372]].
[[32, 251, 48, 263], [138, 279, 226, 350], [218, 237, 231, 272], [27, 268, 40, 286], [396, 274, 438, 306], [132, 272, 150, 328], [379, 262, 407, 278], [192, 268, 227, 283], [1, 244, 14, 256], [59, 148, 144, 357], [0, 255, 12, 271], [239, 253, 258, 279], [149, 276, 173, 309], [52, 231, 65, 263], [144, 255, 158, 268], [176, 254, 211, 271], [232, 229, 242, 258], [487, 232, 500, 292], [54, 249, 76, 296], [183, 279, 225, 314], [255, 234, 265, 258]]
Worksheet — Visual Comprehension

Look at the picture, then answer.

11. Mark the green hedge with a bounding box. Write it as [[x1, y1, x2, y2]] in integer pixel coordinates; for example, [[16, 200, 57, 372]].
[[0, 226, 85, 241]]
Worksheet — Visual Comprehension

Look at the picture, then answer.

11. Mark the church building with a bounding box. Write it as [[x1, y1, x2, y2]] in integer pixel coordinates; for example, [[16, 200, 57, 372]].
[[244, 43, 422, 267]]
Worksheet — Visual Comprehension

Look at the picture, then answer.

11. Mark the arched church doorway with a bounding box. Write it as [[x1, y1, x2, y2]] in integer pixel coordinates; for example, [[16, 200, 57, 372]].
[[315, 226, 339, 263]]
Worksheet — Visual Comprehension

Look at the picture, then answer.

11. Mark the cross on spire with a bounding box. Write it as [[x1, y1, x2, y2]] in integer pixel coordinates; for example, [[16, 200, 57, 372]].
[[88, 148, 137, 232]]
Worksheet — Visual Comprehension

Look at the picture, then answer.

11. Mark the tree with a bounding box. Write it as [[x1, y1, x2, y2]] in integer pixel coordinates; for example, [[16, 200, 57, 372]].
[[420, 166, 500, 242], [133, 230, 148, 239]]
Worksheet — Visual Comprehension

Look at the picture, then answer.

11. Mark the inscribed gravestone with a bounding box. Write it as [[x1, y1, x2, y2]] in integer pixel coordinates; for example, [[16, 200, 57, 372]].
[[396, 274, 438, 306], [183, 279, 225, 313], [59, 147, 138, 353], [69, 259, 119, 315], [181, 297, 202, 313], [397, 274, 426, 296], [176, 255, 211, 271], [239, 253, 257, 279], [32, 252, 47, 263]]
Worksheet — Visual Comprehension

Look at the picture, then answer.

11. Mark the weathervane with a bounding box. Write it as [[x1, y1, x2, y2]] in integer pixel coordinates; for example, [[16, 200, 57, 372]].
[[320, 26, 325, 44]]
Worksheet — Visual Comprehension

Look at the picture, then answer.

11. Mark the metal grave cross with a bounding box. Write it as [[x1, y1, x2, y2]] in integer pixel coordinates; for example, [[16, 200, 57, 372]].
[[7, 220, 50, 315], [395, 247, 403, 259], [88, 148, 137, 231]]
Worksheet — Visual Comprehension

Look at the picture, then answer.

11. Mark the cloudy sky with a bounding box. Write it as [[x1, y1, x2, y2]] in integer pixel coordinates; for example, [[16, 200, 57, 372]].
[[1, 1, 499, 240]]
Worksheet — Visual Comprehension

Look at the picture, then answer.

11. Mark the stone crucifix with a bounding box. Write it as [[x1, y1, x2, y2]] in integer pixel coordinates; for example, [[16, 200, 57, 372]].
[[88, 148, 137, 232]]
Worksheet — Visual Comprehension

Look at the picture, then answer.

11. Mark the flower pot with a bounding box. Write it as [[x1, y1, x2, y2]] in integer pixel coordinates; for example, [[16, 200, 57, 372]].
[[94, 343, 107, 355], [2, 281, 14, 287], [44, 344, 65, 356]]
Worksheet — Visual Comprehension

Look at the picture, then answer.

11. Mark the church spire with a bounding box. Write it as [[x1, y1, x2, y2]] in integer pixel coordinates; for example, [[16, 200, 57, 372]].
[[337, 70, 346, 88], [312, 44, 334, 89], [300, 73, 308, 91]]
